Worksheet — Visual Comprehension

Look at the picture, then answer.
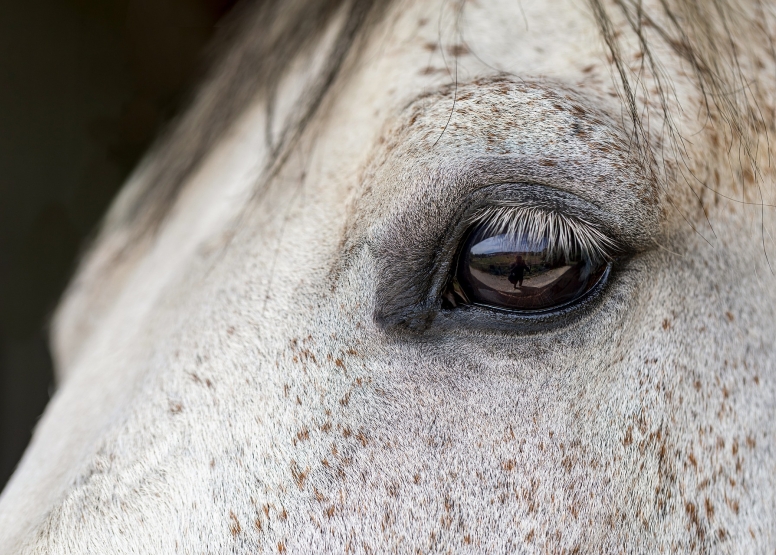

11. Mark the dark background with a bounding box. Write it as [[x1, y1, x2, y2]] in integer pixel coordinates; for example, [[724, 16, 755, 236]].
[[0, 0, 238, 492]]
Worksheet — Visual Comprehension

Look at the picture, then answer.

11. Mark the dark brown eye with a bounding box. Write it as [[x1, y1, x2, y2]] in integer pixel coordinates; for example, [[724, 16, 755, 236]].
[[445, 211, 611, 313]]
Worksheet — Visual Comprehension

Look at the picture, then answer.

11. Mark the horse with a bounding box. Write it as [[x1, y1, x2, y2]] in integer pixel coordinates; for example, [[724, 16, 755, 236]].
[[2, 0, 775, 551]]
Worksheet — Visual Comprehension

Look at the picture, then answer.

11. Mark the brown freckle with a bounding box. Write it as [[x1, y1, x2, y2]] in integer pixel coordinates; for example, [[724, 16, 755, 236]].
[[725, 311, 735, 322], [205, 379, 213, 388], [321, 421, 332, 433], [297, 428, 310, 442], [278, 542, 286, 553], [754, 375, 760, 385], [705, 498, 715, 518], [688, 452, 698, 468], [463, 535, 471, 544], [322, 458, 330, 467], [280, 508, 287, 520], [343, 427, 352, 438], [540, 159, 556, 166], [502, 459, 516, 471], [340, 392, 351, 407], [356, 431, 368, 447], [623, 425, 634, 447], [582, 64, 595, 73], [419, 66, 438, 76], [423, 42, 437, 52], [210, 459, 215, 468], [229, 512, 242, 536], [324, 506, 335, 518], [447, 44, 470, 57], [414, 474, 420, 484], [169, 402, 182, 414], [727, 497, 739, 514], [226, 326, 235, 335], [291, 461, 309, 490], [694, 380, 702, 391], [685, 502, 702, 533], [717, 528, 726, 540], [346, 348, 358, 356], [662, 318, 671, 330], [335, 358, 346, 370], [525, 529, 535, 542], [255, 517, 262, 531], [746, 435, 756, 448]]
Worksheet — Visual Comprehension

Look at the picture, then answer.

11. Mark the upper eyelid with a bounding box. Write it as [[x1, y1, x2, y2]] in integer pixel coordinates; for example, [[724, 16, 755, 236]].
[[351, 80, 662, 330], [359, 80, 661, 253]]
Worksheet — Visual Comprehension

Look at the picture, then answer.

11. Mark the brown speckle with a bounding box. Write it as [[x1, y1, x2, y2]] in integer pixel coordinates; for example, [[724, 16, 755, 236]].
[[278, 542, 286, 553], [688, 452, 698, 469], [356, 431, 368, 447], [447, 44, 470, 57], [704, 498, 715, 518], [291, 461, 309, 490], [229, 512, 242, 536], [340, 392, 351, 407]]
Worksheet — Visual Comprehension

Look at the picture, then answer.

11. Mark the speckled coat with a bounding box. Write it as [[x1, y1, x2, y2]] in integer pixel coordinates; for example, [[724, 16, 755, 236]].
[[1, 0, 775, 552]]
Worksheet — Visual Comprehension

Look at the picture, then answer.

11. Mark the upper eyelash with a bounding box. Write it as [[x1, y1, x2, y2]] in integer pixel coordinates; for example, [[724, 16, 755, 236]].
[[469, 204, 618, 263]]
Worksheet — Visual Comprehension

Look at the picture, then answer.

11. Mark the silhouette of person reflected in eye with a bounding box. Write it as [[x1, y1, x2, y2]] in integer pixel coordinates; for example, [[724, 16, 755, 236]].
[[508, 255, 531, 289]]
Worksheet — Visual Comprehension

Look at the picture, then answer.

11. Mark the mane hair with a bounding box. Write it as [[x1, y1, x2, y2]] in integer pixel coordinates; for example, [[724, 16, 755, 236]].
[[106, 0, 773, 242], [588, 0, 773, 195], [104, 0, 388, 236]]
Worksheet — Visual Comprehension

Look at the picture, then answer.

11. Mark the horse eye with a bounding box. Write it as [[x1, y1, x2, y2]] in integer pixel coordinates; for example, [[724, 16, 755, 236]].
[[445, 220, 610, 313]]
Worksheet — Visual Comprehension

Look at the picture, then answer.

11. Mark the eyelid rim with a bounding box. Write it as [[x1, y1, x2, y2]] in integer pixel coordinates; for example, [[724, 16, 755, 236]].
[[372, 181, 636, 332]]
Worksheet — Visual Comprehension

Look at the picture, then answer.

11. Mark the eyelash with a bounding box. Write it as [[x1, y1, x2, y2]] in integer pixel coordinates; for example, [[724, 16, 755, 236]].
[[469, 204, 619, 264]]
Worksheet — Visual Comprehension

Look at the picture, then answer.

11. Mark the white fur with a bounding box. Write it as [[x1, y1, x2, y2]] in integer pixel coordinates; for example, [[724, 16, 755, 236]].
[[1, 0, 775, 552]]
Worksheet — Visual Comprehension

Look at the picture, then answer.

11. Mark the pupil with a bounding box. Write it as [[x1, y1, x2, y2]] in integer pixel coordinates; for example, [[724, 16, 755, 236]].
[[455, 226, 608, 312]]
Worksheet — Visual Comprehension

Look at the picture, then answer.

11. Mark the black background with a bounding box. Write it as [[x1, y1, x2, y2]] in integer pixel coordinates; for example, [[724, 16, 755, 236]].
[[0, 0, 237, 492]]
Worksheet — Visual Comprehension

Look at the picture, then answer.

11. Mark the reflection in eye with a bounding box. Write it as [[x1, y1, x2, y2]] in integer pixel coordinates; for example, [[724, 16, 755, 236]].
[[444, 206, 614, 313]]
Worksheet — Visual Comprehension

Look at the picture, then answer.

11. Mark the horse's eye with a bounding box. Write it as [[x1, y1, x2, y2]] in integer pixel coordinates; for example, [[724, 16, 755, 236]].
[[445, 211, 611, 313]]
